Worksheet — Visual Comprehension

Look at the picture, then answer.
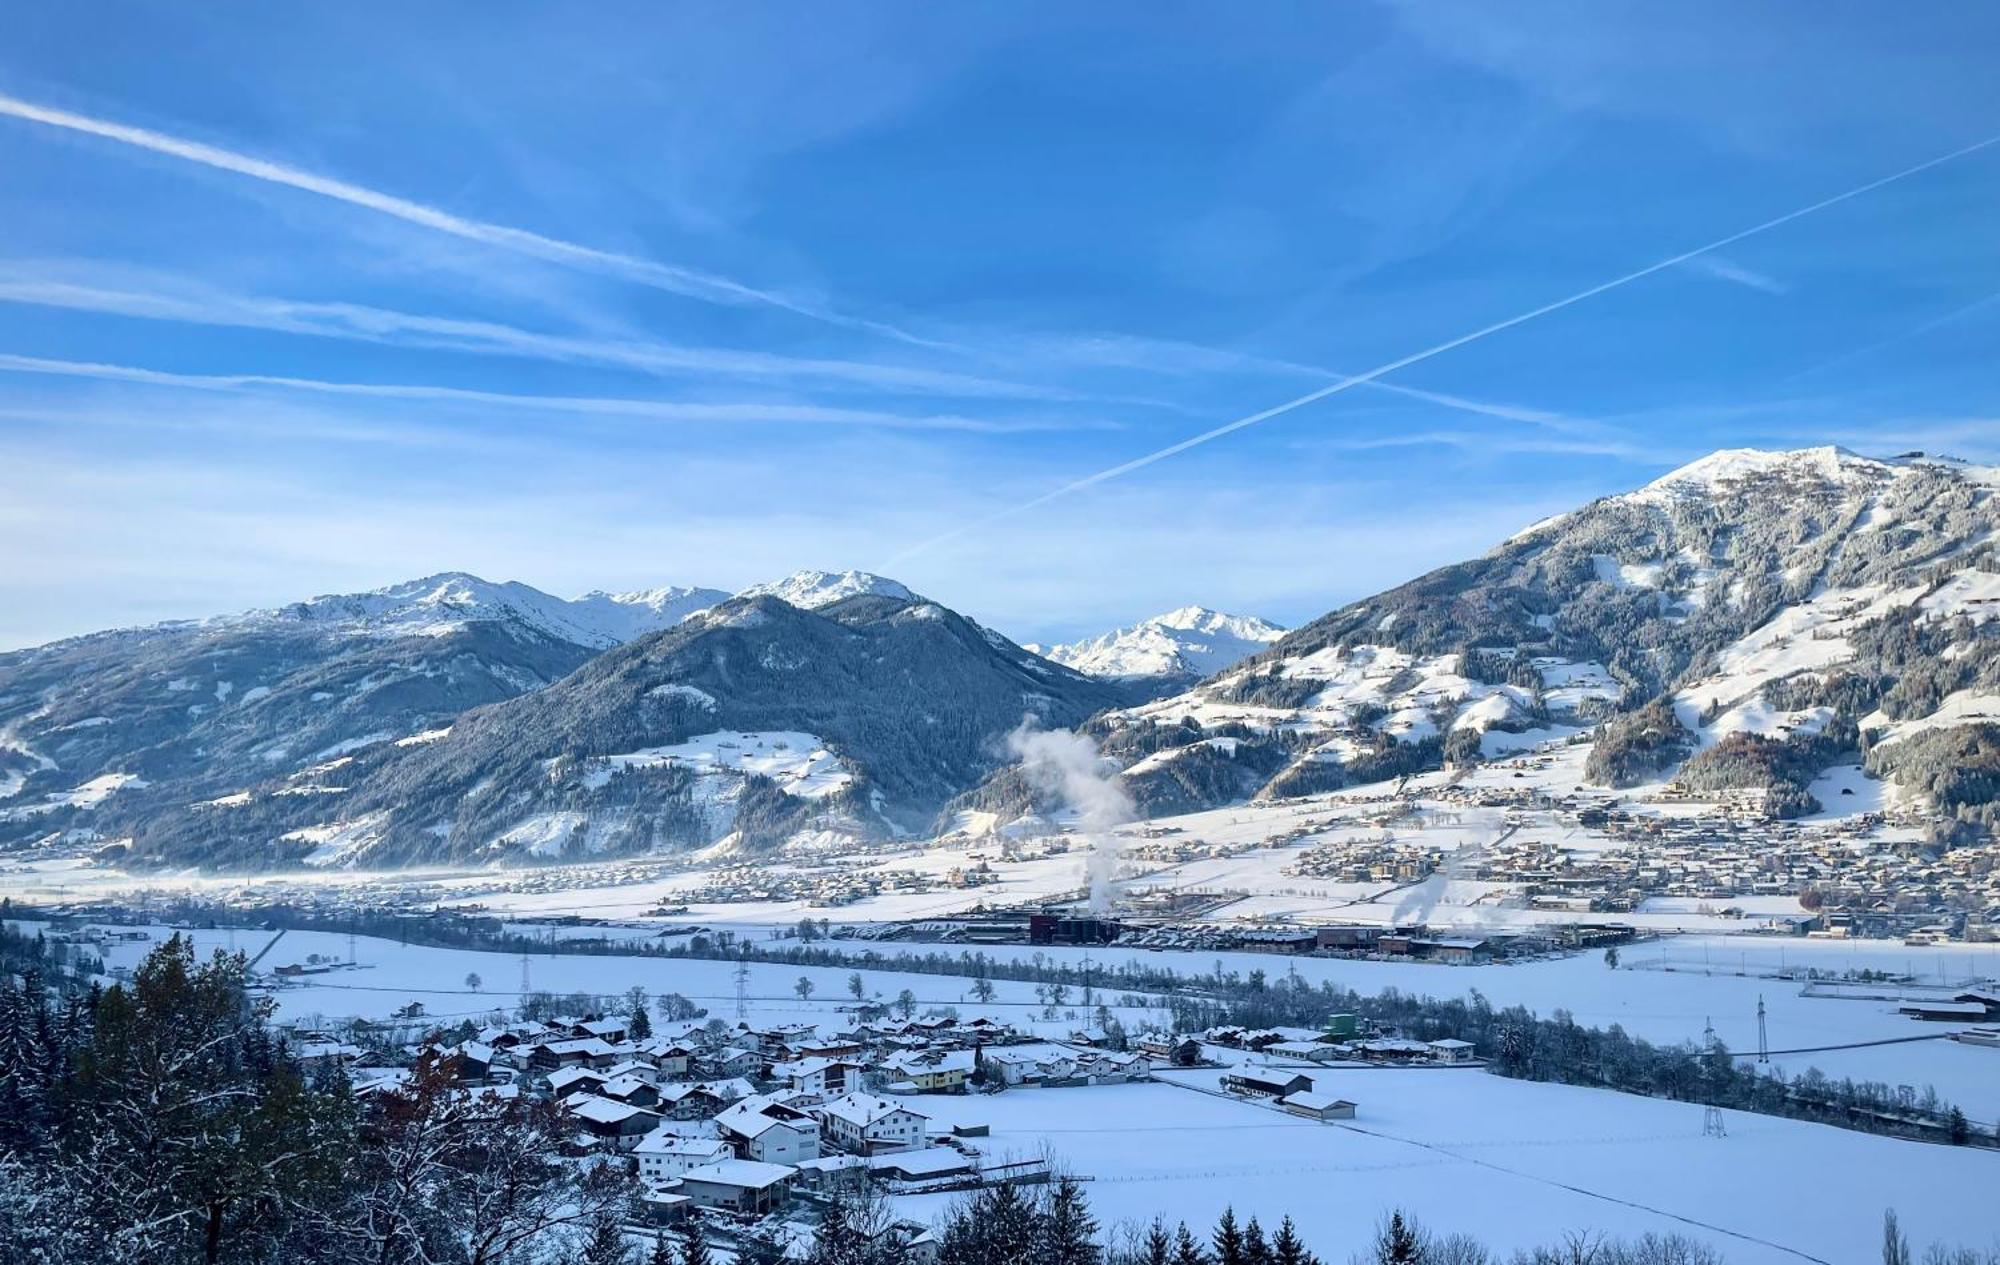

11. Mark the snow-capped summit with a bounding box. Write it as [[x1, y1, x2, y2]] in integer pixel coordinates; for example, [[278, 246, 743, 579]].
[[1633, 446, 1890, 504], [240, 572, 721, 649], [736, 569, 919, 610], [1031, 606, 1286, 681], [566, 585, 731, 644]]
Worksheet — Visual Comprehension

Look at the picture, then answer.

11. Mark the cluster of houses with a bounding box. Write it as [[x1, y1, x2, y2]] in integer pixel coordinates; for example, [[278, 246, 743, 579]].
[[331, 1008, 1116, 1236]]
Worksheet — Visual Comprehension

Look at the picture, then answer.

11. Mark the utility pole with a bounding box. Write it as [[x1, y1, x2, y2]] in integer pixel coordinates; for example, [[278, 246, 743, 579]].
[[734, 948, 751, 1021], [1756, 995, 1770, 1063]]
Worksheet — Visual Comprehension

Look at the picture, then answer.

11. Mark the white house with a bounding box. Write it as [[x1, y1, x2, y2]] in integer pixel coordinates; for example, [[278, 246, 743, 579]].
[[714, 1097, 823, 1165], [818, 1092, 930, 1155], [773, 1056, 865, 1099], [634, 1132, 733, 1183]]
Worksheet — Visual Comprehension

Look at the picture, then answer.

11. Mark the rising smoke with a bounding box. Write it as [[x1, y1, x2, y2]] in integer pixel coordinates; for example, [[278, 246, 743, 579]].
[[1005, 720, 1134, 912]]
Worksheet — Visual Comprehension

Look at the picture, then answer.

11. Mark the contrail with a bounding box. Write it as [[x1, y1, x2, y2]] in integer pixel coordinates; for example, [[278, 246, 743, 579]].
[[0, 351, 1067, 433], [885, 130, 2000, 566], [0, 276, 1062, 400], [0, 91, 936, 346]]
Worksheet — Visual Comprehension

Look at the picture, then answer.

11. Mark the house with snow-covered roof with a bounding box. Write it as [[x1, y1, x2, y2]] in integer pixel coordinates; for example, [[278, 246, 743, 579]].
[[714, 1095, 822, 1165], [676, 1158, 797, 1214], [817, 1092, 929, 1155], [634, 1131, 733, 1183]]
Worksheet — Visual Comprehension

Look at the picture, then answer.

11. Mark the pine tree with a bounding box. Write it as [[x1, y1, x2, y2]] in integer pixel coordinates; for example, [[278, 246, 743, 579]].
[[630, 1005, 653, 1040], [1173, 1223, 1208, 1265], [1270, 1217, 1316, 1265], [1243, 1216, 1271, 1265], [1214, 1207, 1245, 1265], [648, 1225, 676, 1265], [1375, 1212, 1426, 1265], [1144, 1221, 1173, 1265], [1040, 1177, 1100, 1265], [680, 1216, 713, 1265], [581, 1207, 635, 1265]]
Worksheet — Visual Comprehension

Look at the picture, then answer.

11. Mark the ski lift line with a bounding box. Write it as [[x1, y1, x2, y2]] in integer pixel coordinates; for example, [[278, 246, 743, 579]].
[[884, 129, 2000, 567]]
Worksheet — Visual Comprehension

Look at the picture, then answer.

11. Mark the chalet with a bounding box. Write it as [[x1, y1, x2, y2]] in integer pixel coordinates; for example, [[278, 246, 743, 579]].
[[983, 1049, 1076, 1086], [576, 1018, 630, 1043], [715, 1097, 823, 1165], [530, 1038, 620, 1071], [1136, 1035, 1201, 1064], [773, 1056, 866, 1099], [659, 1078, 753, 1120], [677, 1159, 797, 1214], [600, 1074, 662, 1108], [638, 1041, 697, 1078], [546, 1066, 608, 1099], [1222, 1071, 1313, 1101], [564, 1096, 660, 1149], [634, 1132, 733, 1183], [881, 1049, 974, 1093], [1280, 1090, 1357, 1121], [819, 1092, 931, 1155], [702, 1046, 762, 1078]]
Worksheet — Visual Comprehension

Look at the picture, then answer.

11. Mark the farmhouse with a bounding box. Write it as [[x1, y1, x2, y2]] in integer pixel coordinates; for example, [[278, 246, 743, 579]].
[[1223, 1071, 1313, 1100]]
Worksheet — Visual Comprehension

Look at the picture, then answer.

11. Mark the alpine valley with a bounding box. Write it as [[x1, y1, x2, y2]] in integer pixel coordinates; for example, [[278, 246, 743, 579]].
[[4, 448, 1998, 873]]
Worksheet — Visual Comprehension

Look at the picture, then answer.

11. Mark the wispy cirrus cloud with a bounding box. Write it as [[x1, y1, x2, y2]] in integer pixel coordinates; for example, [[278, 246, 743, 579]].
[[0, 271, 1063, 400], [1683, 253, 1789, 295], [0, 91, 937, 345], [0, 351, 1092, 434]]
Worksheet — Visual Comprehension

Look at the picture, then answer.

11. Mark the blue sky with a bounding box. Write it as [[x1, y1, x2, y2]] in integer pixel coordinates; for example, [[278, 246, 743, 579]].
[[3, 2, 1999, 649]]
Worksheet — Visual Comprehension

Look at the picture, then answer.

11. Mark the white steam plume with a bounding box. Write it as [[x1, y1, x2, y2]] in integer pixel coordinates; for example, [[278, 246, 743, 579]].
[[1005, 721, 1134, 913]]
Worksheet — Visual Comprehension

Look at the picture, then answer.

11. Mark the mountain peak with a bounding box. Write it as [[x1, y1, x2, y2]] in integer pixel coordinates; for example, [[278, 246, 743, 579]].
[[736, 569, 919, 610], [1033, 607, 1286, 681], [1637, 446, 1886, 500]]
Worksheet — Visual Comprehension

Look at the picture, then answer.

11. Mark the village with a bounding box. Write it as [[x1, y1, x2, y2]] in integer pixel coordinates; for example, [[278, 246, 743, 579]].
[[270, 994, 1486, 1259]]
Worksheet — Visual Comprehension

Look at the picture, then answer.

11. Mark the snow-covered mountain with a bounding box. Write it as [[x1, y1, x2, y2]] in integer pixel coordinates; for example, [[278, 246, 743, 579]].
[[953, 447, 2000, 834], [735, 569, 917, 610], [249, 572, 728, 648], [1029, 607, 1285, 684], [0, 572, 726, 853], [108, 588, 1123, 869]]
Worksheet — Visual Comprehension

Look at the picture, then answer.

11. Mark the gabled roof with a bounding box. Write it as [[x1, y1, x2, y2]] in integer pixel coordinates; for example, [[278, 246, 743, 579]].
[[680, 1158, 796, 1190], [820, 1092, 928, 1130], [566, 1095, 658, 1125]]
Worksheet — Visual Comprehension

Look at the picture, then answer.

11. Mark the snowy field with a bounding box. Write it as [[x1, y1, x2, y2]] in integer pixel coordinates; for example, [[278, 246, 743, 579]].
[[896, 1073, 2000, 1265], [840, 934, 2000, 1114], [66, 924, 1167, 1037]]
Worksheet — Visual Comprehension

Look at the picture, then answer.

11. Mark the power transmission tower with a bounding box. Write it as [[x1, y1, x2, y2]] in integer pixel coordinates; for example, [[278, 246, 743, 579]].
[[1703, 1105, 1728, 1138], [519, 952, 532, 998], [1756, 995, 1770, 1063], [347, 918, 358, 967], [734, 949, 751, 1021]]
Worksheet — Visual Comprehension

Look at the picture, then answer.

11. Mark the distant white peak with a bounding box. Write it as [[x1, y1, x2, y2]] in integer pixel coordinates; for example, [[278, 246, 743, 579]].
[[568, 585, 729, 643], [1036, 607, 1286, 680], [228, 572, 716, 648], [736, 569, 919, 610]]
